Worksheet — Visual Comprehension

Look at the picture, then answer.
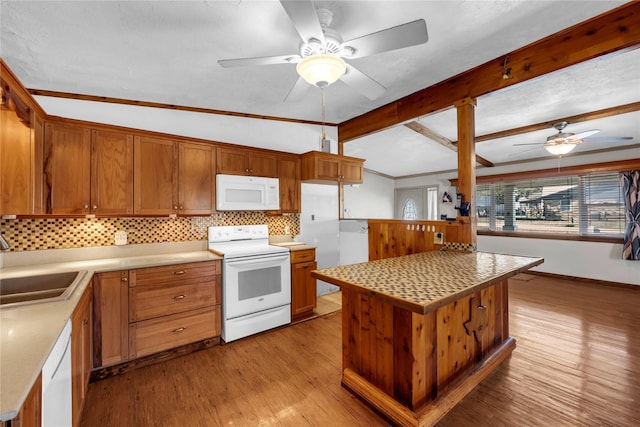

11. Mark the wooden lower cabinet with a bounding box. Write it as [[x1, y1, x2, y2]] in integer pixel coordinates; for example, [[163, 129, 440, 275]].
[[93, 271, 130, 368], [3, 374, 42, 427], [290, 249, 317, 320], [71, 280, 93, 427]]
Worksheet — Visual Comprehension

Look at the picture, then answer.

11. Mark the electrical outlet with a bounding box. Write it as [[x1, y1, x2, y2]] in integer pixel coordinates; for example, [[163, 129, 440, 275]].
[[434, 232, 444, 244], [285, 225, 290, 235], [114, 230, 127, 246]]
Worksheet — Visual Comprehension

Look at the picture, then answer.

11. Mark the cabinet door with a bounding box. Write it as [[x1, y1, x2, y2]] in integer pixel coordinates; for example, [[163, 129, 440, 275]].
[[315, 157, 341, 181], [91, 129, 134, 215], [133, 136, 177, 215], [0, 110, 32, 215], [178, 142, 214, 215], [340, 159, 363, 184], [216, 146, 248, 175], [249, 152, 278, 177], [71, 281, 92, 427], [278, 155, 300, 213], [43, 122, 91, 214], [8, 373, 41, 427], [291, 260, 317, 319], [93, 271, 129, 367]]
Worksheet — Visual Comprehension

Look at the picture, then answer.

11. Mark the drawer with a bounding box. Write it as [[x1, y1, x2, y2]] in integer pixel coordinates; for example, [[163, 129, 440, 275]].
[[129, 261, 220, 287], [130, 306, 220, 358], [290, 249, 315, 264], [129, 278, 220, 322]]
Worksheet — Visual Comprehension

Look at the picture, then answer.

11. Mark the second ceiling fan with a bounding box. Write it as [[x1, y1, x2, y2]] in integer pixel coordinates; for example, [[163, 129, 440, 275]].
[[218, 0, 428, 101]]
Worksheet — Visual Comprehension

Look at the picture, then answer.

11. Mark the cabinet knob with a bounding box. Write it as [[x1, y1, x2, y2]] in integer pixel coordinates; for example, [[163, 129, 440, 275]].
[[83, 204, 89, 209], [174, 205, 178, 210], [92, 205, 97, 210], [121, 277, 128, 282]]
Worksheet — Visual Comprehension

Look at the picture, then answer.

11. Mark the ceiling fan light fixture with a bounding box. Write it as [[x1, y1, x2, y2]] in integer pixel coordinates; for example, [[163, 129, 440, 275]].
[[296, 54, 346, 88], [545, 143, 577, 155]]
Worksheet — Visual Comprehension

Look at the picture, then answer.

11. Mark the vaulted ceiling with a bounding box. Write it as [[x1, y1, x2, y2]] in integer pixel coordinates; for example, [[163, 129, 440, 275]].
[[1, 1, 638, 177]]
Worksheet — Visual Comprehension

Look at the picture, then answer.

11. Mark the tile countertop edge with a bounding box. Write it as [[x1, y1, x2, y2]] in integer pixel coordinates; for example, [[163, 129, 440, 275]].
[[311, 251, 544, 314], [0, 250, 223, 422]]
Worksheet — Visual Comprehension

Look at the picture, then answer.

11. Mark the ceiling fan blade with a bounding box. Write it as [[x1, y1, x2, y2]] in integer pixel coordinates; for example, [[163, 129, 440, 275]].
[[509, 146, 542, 157], [343, 19, 428, 59], [570, 129, 599, 140], [283, 76, 310, 102], [582, 136, 633, 143], [340, 64, 386, 100], [513, 143, 546, 146], [280, 0, 325, 44], [218, 54, 300, 68]]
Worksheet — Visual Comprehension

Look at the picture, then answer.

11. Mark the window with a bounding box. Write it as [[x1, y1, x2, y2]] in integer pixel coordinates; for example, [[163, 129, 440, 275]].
[[426, 187, 438, 220], [476, 172, 624, 236], [402, 199, 418, 220]]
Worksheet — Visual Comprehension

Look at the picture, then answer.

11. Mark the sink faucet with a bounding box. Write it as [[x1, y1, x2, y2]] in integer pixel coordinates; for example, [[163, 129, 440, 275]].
[[0, 233, 10, 250]]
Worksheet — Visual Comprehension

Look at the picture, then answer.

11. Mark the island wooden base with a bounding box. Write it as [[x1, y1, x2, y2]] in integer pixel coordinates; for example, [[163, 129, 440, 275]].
[[340, 279, 513, 426], [343, 337, 516, 426]]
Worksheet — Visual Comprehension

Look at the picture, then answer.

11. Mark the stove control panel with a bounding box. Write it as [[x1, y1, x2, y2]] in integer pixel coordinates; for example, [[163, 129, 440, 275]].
[[208, 224, 269, 243]]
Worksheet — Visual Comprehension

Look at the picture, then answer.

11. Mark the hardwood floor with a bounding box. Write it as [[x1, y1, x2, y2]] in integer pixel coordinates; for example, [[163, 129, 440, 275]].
[[81, 276, 640, 426]]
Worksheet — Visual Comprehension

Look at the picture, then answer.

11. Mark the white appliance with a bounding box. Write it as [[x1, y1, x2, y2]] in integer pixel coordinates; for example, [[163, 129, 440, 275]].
[[298, 183, 340, 296], [216, 174, 279, 211], [339, 219, 369, 265], [42, 318, 72, 427], [208, 225, 291, 342]]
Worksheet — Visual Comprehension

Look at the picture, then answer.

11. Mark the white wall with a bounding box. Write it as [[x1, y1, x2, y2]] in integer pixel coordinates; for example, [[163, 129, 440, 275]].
[[343, 170, 394, 219], [394, 148, 640, 285]]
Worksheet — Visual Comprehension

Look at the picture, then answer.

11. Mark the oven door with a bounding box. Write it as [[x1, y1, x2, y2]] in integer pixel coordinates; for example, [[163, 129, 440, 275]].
[[223, 252, 291, 319]]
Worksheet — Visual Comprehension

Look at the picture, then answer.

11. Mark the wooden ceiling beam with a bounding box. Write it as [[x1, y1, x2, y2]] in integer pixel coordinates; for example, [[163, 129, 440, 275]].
[[338, 2, 640, 143], [404, 121, 494, 167], [473, 101, 640, 143]]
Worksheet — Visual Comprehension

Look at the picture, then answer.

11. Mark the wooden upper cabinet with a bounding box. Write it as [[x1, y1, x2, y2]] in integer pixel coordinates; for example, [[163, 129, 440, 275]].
[[216, 146, 277, 177], [133, 135, 177, 215], [300, 151, 364, 184], [0, 109, 33, 215], [44, 122, 134, 215], [44, 122, 92, 214], [178, 142, 215, 215], [91, 129, 133, 215], [134, 137, 214, 216], [278, 155, 301, 213]]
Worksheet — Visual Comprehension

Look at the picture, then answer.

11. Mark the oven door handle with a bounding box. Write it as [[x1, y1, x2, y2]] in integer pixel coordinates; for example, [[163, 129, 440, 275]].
[[225, 253, 289, 266]]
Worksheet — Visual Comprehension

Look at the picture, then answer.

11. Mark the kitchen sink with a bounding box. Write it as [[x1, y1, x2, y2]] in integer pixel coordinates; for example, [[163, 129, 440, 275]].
[[0, 271, 87, 307]]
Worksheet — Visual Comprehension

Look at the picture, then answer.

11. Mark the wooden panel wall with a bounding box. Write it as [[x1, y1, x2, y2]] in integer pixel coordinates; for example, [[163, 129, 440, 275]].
[[367, 219, 463, 261]]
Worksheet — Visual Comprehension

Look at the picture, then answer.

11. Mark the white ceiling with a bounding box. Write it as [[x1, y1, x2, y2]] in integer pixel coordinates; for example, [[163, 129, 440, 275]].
[[1, 0, 638, 178]]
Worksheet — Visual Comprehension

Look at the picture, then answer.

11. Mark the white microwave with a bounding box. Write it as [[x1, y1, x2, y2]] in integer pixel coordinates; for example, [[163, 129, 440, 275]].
[[216, 174, 280, 211]]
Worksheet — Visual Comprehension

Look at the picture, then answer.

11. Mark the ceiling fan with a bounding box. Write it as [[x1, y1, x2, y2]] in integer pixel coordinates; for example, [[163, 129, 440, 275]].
[[218, 0, 428, 101], [514, 121, 633, 156]]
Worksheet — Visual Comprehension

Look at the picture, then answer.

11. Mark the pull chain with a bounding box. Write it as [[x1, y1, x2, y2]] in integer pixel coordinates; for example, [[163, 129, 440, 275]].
[[321, 87, 326, 141]]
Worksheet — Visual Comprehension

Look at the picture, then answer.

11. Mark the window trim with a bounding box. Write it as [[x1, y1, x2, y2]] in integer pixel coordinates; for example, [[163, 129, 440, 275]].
[[478, 229, 623, 244]]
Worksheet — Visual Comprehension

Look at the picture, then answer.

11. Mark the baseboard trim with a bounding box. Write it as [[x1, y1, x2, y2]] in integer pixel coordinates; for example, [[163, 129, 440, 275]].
[[526, 270, 638, 290]]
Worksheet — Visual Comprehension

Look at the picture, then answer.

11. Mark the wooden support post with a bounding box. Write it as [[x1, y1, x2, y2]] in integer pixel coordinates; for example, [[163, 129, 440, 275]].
[[455, 98, 477, 246]]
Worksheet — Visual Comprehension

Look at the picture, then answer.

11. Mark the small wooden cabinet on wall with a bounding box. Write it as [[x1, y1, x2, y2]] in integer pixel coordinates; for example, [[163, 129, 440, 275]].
[[290, 248, 317, 320], [277, 154, 301, 213], [133, 135, 215, 215], [92, 261, 221, 370], [43, 122, 134, 215], [300, 151, 364, 184], [216, 146, 278, 177]]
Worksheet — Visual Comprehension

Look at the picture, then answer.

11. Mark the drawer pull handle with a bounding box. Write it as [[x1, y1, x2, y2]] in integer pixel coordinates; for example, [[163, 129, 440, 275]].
[[121, 277, 128, 282], [173, 294, 186, 300], [173, 270, 187, 275], [172, 327, 187, 333]]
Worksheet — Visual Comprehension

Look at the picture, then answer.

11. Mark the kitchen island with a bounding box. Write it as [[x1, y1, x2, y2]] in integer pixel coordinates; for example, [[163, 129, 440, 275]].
[[312, 250, 543, 426]]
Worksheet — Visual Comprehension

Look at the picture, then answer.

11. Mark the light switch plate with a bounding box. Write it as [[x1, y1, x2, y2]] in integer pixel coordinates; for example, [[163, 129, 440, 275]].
[[115, 230, 128, 246]]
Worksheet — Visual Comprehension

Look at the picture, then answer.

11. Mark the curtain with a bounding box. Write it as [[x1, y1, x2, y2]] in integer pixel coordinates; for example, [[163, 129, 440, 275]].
[[620, 171, 640, 260]]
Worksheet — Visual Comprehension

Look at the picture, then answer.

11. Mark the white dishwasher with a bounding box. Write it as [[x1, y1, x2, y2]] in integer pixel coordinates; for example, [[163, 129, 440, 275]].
[[42, 318, 72, 427]]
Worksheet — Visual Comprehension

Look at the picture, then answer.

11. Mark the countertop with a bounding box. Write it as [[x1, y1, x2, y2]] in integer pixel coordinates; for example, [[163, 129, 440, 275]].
[[0, 250, 222, 422], [312, 251, 543, 314]]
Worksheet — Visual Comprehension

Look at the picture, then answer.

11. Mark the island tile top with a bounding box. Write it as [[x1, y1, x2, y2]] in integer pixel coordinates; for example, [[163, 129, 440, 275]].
[[312, 251, 543, 313]]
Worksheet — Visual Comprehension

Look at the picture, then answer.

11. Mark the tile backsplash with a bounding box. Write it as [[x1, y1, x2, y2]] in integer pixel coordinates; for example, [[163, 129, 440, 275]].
[[0, 212, 300, 252]]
